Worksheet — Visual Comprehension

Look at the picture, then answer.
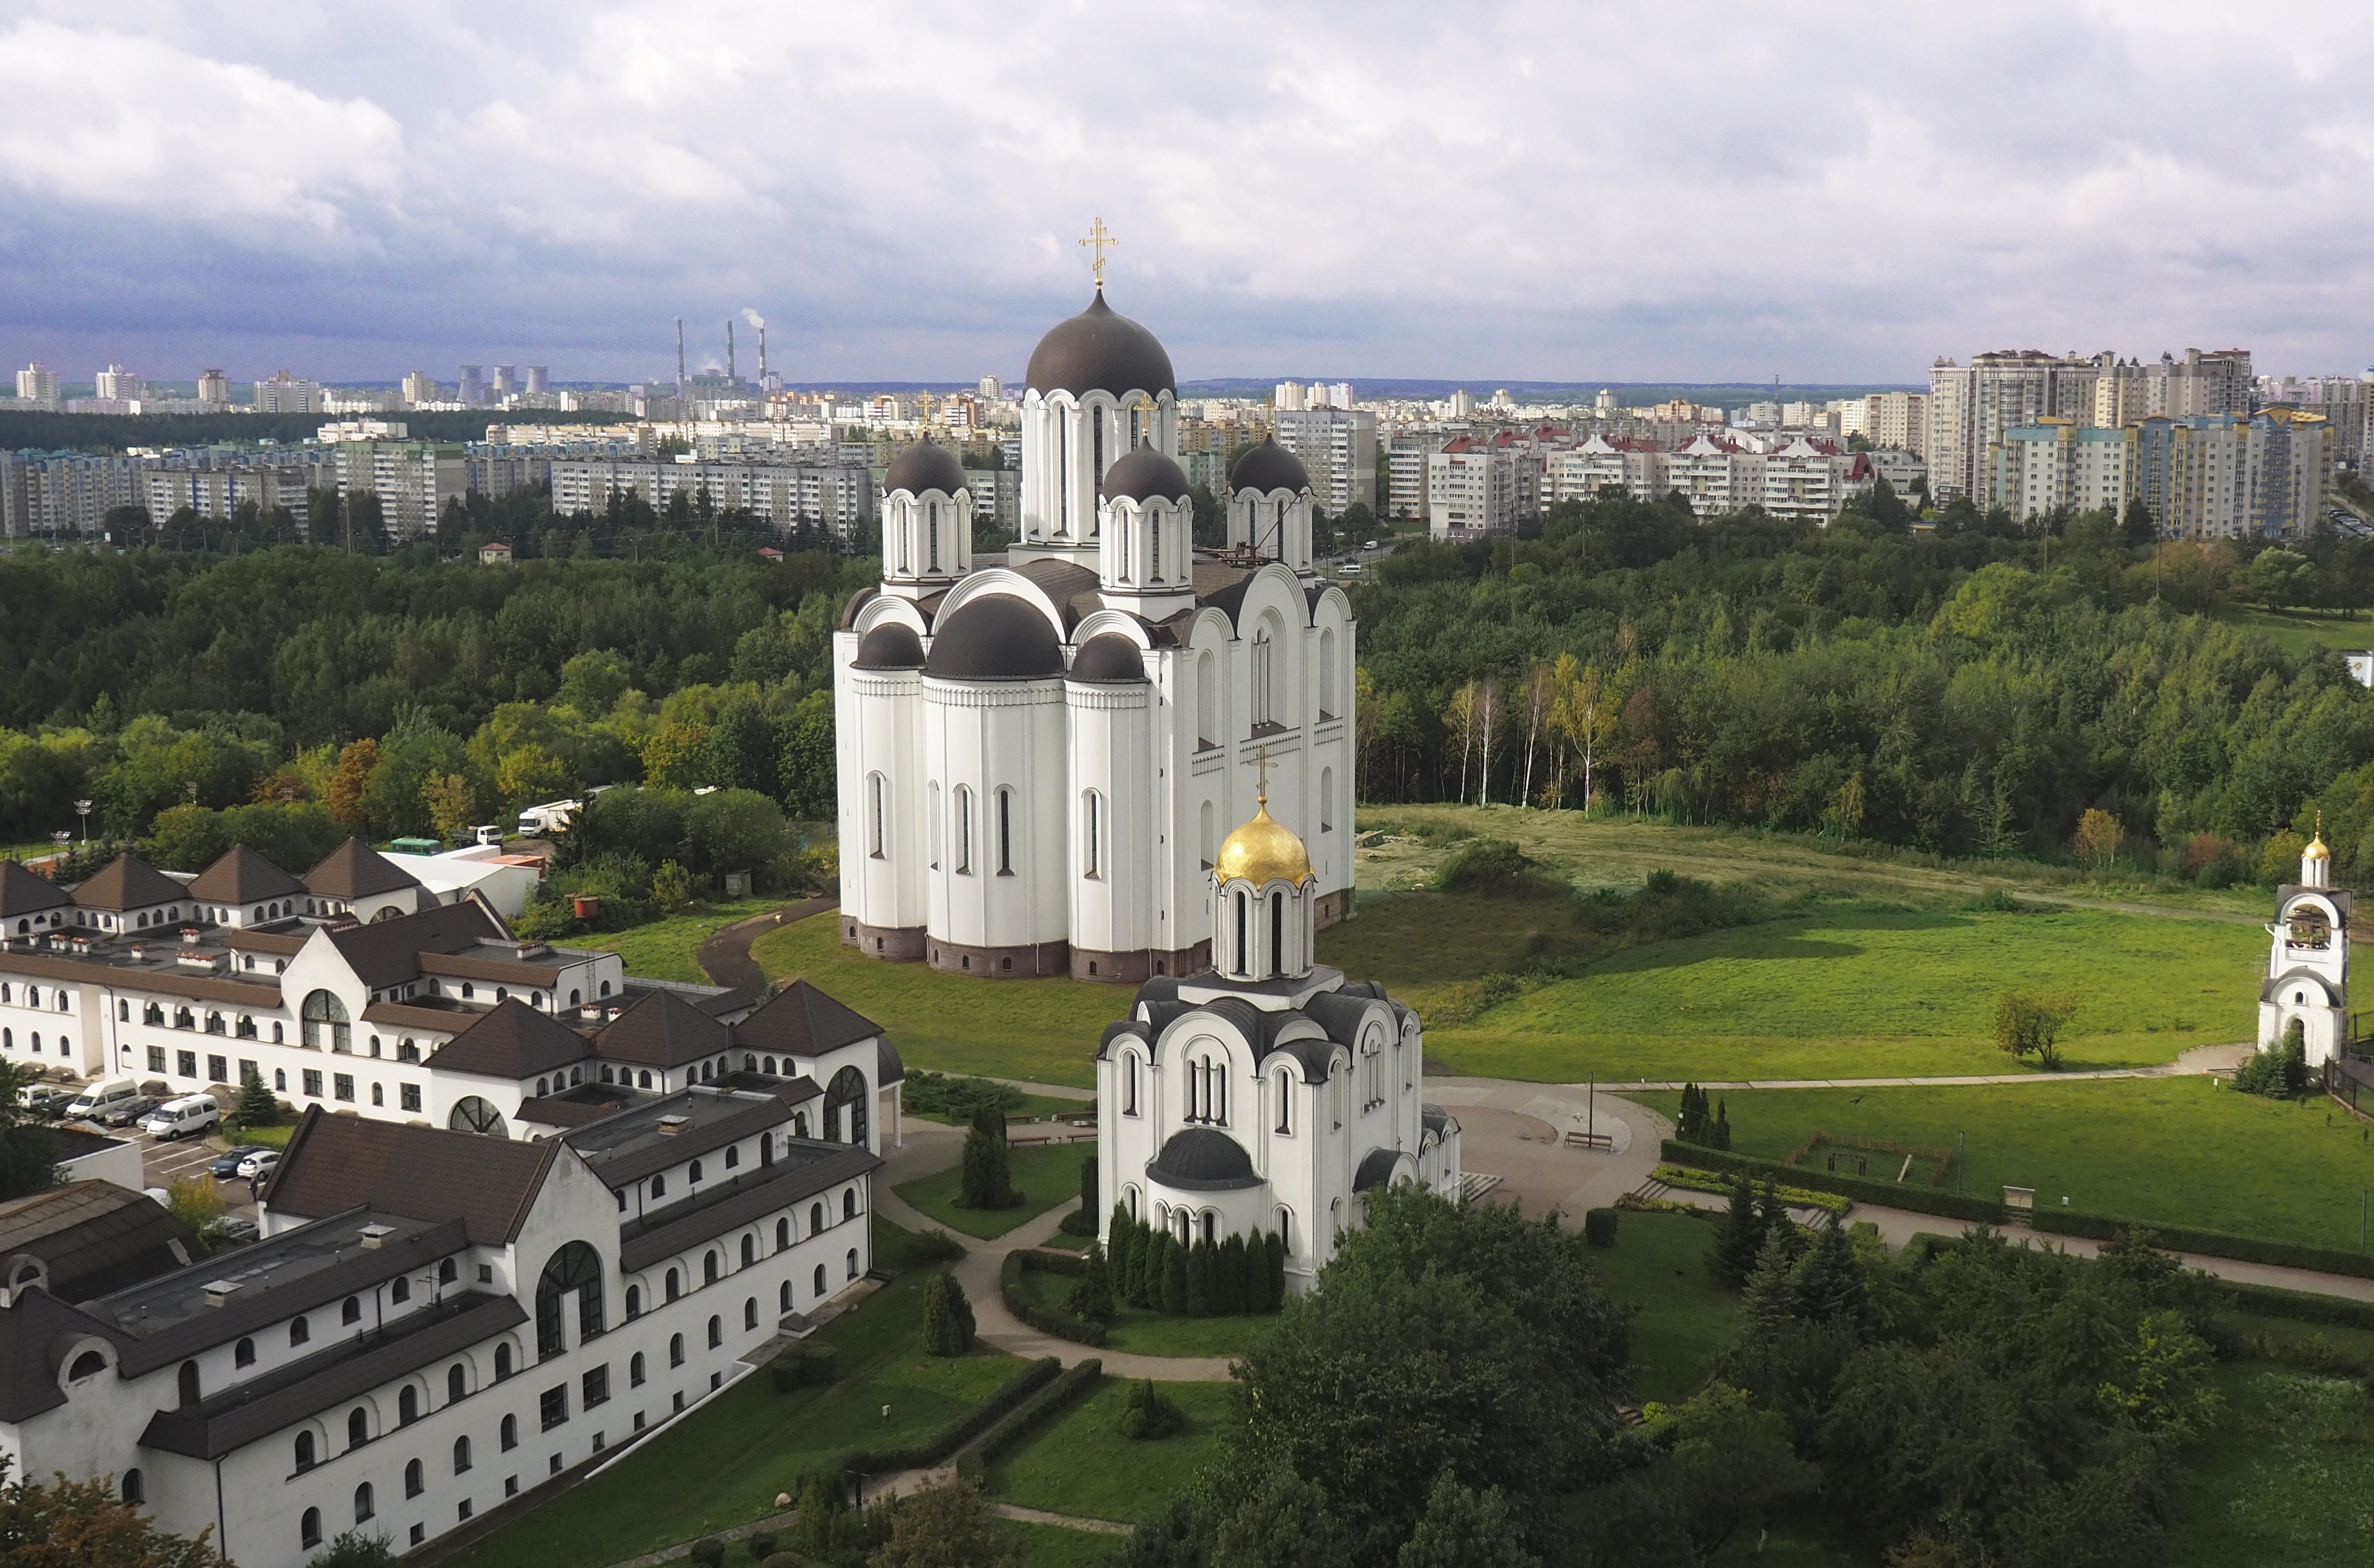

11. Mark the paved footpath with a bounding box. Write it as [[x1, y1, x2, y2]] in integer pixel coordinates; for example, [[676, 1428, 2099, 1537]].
[[1602, 1040, 2251, 1093], [696, 895, 837, 991]]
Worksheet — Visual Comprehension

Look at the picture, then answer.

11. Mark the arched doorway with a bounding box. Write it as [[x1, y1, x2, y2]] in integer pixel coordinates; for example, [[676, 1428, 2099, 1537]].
[[825, 1066, 868, 1147], [535, 1241, 604, 1361]]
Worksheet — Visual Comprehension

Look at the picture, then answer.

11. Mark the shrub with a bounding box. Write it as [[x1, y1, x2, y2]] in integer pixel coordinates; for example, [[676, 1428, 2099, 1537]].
[[232, 1067, 278, 1129], [1583, 1207, 1620, 1248], [1436, 837, 1551, 894], [1119, 1377, 1185, 1440], [1000, 1251, 1108, 1346], [1065, 1240, 1116, 1322], [902, 1071, 1024, 1123], [1993, 988, 2078, 1069], [904, 1227, 965, 1264], [921, 1272, 975, 1356], [956, 1123, 1019, 1210], [2235, 1019, 2309, 1097], [747, 1532, 777, 1561], [1057, 1206, 1098, 1236], [652, 858, 695, 911], [690, 1538, 725, 1567]]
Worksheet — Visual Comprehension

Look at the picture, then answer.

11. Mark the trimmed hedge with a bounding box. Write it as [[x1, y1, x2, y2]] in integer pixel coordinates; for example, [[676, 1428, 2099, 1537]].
[[1660, 1139, 2006, 1226], [1001, 1250, 1107, 1347], [2214, 1277, 2374, 1333], [768, 1342, 841, 1392], [2027, 1207, 2374, 1281], [955, 1358, 1105, 1480], [838, 1356, 1062, 1474], [1583, 1208, 1619, 1248]]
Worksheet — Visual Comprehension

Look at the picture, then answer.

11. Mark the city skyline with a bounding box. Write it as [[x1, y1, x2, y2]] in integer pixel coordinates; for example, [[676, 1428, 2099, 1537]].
[[5, 4, 2374, 384]]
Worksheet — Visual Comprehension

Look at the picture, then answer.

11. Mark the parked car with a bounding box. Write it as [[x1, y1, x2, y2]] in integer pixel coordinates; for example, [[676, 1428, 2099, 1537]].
[[140, 1095, 223, 1141], [17, 1086, 73, 1120], [235, 1150, 280, 1180], [97, 1095, 163, 1129], [211, 1145, 273, 1180], [63, 1077, 140, 1121]]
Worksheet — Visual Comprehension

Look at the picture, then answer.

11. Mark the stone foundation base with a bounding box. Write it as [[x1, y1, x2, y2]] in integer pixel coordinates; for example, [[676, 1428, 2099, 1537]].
[[842, 920, 926, 961], [927, 936, 1071, 978], [1315, 888, 1356, 930], [1071, 939, 1213, 983]]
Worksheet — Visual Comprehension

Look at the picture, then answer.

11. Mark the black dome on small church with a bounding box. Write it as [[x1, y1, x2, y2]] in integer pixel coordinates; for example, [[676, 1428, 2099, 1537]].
[[1068, 633, 1147, 683], [884, 440, 967, 497], [923, 595, 1065, 681], [852, 622, 925, 670], [1147, 1128, 1261, 1191], [1102, 445, 1191, 504], [1026, 292, 1176, 399], [1229, 434, 1309, 496]]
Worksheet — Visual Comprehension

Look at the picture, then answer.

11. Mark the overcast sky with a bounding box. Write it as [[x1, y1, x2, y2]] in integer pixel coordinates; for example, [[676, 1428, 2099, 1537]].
[[4, 1, 2372, 387]]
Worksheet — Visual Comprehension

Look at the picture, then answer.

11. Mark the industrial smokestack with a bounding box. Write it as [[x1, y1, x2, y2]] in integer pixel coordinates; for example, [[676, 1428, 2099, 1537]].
[[727, 320, 736, 384], [676, 319, 685, 393], [743, 309, 767, 384]]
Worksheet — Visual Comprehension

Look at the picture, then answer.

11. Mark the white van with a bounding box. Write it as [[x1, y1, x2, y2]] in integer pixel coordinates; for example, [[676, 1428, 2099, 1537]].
[[473, 824, 505, 848], [516, 799, 581, 838], [141, 1095, 222, 1141], [64, 1077, 139, 1120]]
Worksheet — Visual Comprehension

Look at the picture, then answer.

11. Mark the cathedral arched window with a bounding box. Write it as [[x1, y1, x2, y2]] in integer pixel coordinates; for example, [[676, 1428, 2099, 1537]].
[[895, 508, 910, 573], [1277, 1206, 1293, 1255], [1200, 801, 1215, 870], [927, 501, 941, 573], [1270, 891, 1285, 978], [1321, 766, 1335, 832], [1234, 891, 1250, 977], [996, 788, 1015, 875], [1196, 653, 1217, 747], [1251, 629, 1277, 730], [1149, 510, 1163, 582], [1122, 1051, 1139, 1117], [1318, 627, 1338, 719], [1082, 791, 1103, 880], [954, 786, 973, 874], [1124, 1183, 1140, 1220], [927, 782, 941, 869], [1274, 1070, 1293, 1135], [866, 774, 888, 858]]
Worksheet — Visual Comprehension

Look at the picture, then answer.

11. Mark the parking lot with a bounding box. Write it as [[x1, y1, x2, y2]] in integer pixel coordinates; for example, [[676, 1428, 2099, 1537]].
[[62, 1119, 270, 1226]]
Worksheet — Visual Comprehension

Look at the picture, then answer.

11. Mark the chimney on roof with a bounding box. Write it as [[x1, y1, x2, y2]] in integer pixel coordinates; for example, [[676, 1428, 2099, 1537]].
[[657, 1114, 692, 1137], [201, 1279, 239, 1307], [359, 1224, 395, 1250]]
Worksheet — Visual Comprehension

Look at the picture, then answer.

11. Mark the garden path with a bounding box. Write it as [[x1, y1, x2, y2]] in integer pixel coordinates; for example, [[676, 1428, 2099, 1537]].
[[877, 1124, 1237, 1382], [1595, 1039, 2250, 1093], [696, 894, 837, 991]]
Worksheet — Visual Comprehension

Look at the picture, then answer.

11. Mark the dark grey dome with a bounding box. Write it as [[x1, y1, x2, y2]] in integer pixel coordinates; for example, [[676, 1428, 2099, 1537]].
[[885, 440, 967, 497], [1229, 435, 1310, 496], [923, 595, 1064, 681], [1147, 1128, 1260, 1191], [1353, 1148, 1407, 1194], [853, 622, 925, 670], [1069, 633, 1146, 683], [1027, 292, 1176, 398], [1103, 445, 1191, 504]]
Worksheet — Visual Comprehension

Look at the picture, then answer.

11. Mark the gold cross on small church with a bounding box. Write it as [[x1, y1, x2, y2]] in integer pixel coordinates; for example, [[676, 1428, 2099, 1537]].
[[1256, 745, 1272, 805], [1078, 217, 1119, 289]]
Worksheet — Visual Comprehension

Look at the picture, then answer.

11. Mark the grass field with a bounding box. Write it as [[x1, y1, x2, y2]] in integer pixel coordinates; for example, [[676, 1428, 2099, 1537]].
[[754, 912, 1119, 1087], [893, 1140, 1090, 1239], [577, 894, 786, 984], [1009, 1520, 1130, 1566], [1011, 1269, 1277, 1358], [1649, 1077, 2374, 1250], [1418, 903, 2261, 1082], [443, 1224, 1019, 1568], [2170, 1362, 2374, 1566], [2218, 604, 2374, 658], [988, 1377, 1235, 1524], [1588, 1209, 1739, 1403]]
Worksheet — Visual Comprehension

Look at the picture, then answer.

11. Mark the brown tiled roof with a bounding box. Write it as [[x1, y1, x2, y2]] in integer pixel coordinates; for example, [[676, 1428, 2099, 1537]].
[[0, 1287, 114, 1422], [0, 947, 280, 1007], [596, 990, 733, 1068], [323, 900, 506, 990], [266, 1107, 558, 1246], [0, 862, 71, 918], [358, 1001, 474, 1033], [0, 1181, 198, 1303], [731, 981, 881, 1061], [68, 852, 186, 912], [419, 950, 563, 986], [303, 838, 422, 899], [422, 999, 590, 1080], [617, 1143, 880, 1273], [187, 844, 306, 904], [220, 928, 307, 956]]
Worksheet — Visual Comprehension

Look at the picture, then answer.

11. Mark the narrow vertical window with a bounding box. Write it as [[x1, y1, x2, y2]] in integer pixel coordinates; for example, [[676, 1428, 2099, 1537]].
[[1271, 892, 1285, 976], [1234, 891, 1249, 975], [955, 786, 973, 874], [867, 773, 887, 858], [1321, 767, 1335, 832], [998, 789, 1013, 874], [927, 782, 941, 869], [1082, 791, 1101, 878], [1275, 1071, 1292, 1134], [1093, 416, 1105, 497], [1123, 1053, 1139, 1116], [928, 503, 940, 572]]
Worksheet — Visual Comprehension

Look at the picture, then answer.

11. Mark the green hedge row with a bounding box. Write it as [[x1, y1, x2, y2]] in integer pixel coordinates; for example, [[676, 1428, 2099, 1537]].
[[1659, 1140, 2006, 1226], [767, 1342, 840, 1393], [838, 1356, 1062, 1474], [2028, 1207, 2374, 1281], [955, 1359, 1105, 1480], [2214, 1278, 2374, 1333], [1001, 1250, 1107, 1347]]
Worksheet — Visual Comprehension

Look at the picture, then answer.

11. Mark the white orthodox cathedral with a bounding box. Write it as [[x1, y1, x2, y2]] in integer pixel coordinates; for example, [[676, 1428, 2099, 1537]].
[[832, 287, 1356, 981]]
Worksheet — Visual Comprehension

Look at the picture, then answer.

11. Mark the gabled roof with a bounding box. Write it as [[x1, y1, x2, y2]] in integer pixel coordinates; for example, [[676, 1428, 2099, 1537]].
[[323, 899, 508, 990], [423, 999, 590, 1080], [304, 838, 423, 900], [187, 843, 306, 904], [732, 981, 881, 1062], [0, 1181, 197, 1303], [0, 861, 71, 918], [69, 852, 185, 912], [266, 1107, 559, 1246], [616, 1143, 880, 1273], [595, 990, 733, 1068], [0, 1285, 114, 1422]]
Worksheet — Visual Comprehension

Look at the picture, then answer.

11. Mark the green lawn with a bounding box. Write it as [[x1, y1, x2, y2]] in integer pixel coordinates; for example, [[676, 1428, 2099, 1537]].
[[894, 1140, 1093, 1240], [1654, 1077, 2374, 1250], [1424, 905, 2261, 1082], [2170, 1362, 2374, 1565], [988, 1376, 1235, 1524], [1588, 1210, 1738, 1403], [754, 912, 1121, 1086], [1009, 1520, 1130, 1566], [2217, 604, 2374, 658], [442, 1224, 1022, 1568], [1012, 1269, 1277, 1358], [577, 895, 788, 984]]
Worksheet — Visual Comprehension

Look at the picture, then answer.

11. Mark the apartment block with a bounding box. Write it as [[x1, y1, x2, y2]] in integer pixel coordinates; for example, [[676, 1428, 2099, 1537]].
[[549, 458, 874, 537], [253, 372, 326, 415], [1546, 436, 1667, 503], [1427, 438, 1519, 537], [1269, 408, 1376, 514]]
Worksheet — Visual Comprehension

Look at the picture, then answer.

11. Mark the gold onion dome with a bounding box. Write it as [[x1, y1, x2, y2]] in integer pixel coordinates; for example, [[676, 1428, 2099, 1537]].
[[2307, 811, 2331, 861], [1214, 797, 1314, 887]]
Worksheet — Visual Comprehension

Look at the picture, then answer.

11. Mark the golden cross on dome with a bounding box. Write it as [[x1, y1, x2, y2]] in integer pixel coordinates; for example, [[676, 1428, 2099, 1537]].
[[1079, 217, 1119, 289], [1256, 745, 1272, 805]]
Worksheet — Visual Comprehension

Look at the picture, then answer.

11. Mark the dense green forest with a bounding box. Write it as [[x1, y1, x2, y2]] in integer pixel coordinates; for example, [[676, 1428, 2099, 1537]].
[[1354, 486, 2374, 875], [8, 477, 2374, 890]]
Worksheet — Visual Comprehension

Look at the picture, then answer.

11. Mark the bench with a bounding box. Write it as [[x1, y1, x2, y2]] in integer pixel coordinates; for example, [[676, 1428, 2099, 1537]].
[[1564, 1129, 1614, 1151]]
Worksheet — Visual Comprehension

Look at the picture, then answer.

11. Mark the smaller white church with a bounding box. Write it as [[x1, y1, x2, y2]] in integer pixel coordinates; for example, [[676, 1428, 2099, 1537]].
[[1094, 795, 1460, 1295], [2259, 823, 2352, 1067]]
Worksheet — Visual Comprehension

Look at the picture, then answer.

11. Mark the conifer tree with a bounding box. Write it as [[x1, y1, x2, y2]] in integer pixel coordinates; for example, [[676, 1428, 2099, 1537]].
[[234, 1066, 277, 1129], [1107, 1204, 1138, 1305], [1757, 1179, 1804, 1264], [1712, 1097, 1731, 1151], [1068, 1240, 1117, 1322], [1711, 1170, 1765, 1288], [1218, 1233, 1247, 1315], [1795, 1220, 1871, 1337], [1263, 1229, 1286, 1310], [1160, 1232, 1188, 1315], [1739, 1230, 1800, 1345], [921, 1270, 974, 1355], [1185, 1238, 1212, 1316], [956, 1120, 1013, 1209]]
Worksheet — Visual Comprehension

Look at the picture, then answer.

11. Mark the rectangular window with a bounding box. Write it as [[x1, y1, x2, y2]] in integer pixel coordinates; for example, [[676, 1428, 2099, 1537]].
[[540, 1385, 568, 1431], [401, 1083, 422, 1113], [177, 1050, 197, 1079], [238, 1058, 257, 1085], [333, 1074, 355, 1102], [582, 1365, 610, 1408], [1082, 792, 1100, 879], [207, 1054, 227, 1083], [302, 1070, 324, 1099], [146, 1045, 166, 1073]]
